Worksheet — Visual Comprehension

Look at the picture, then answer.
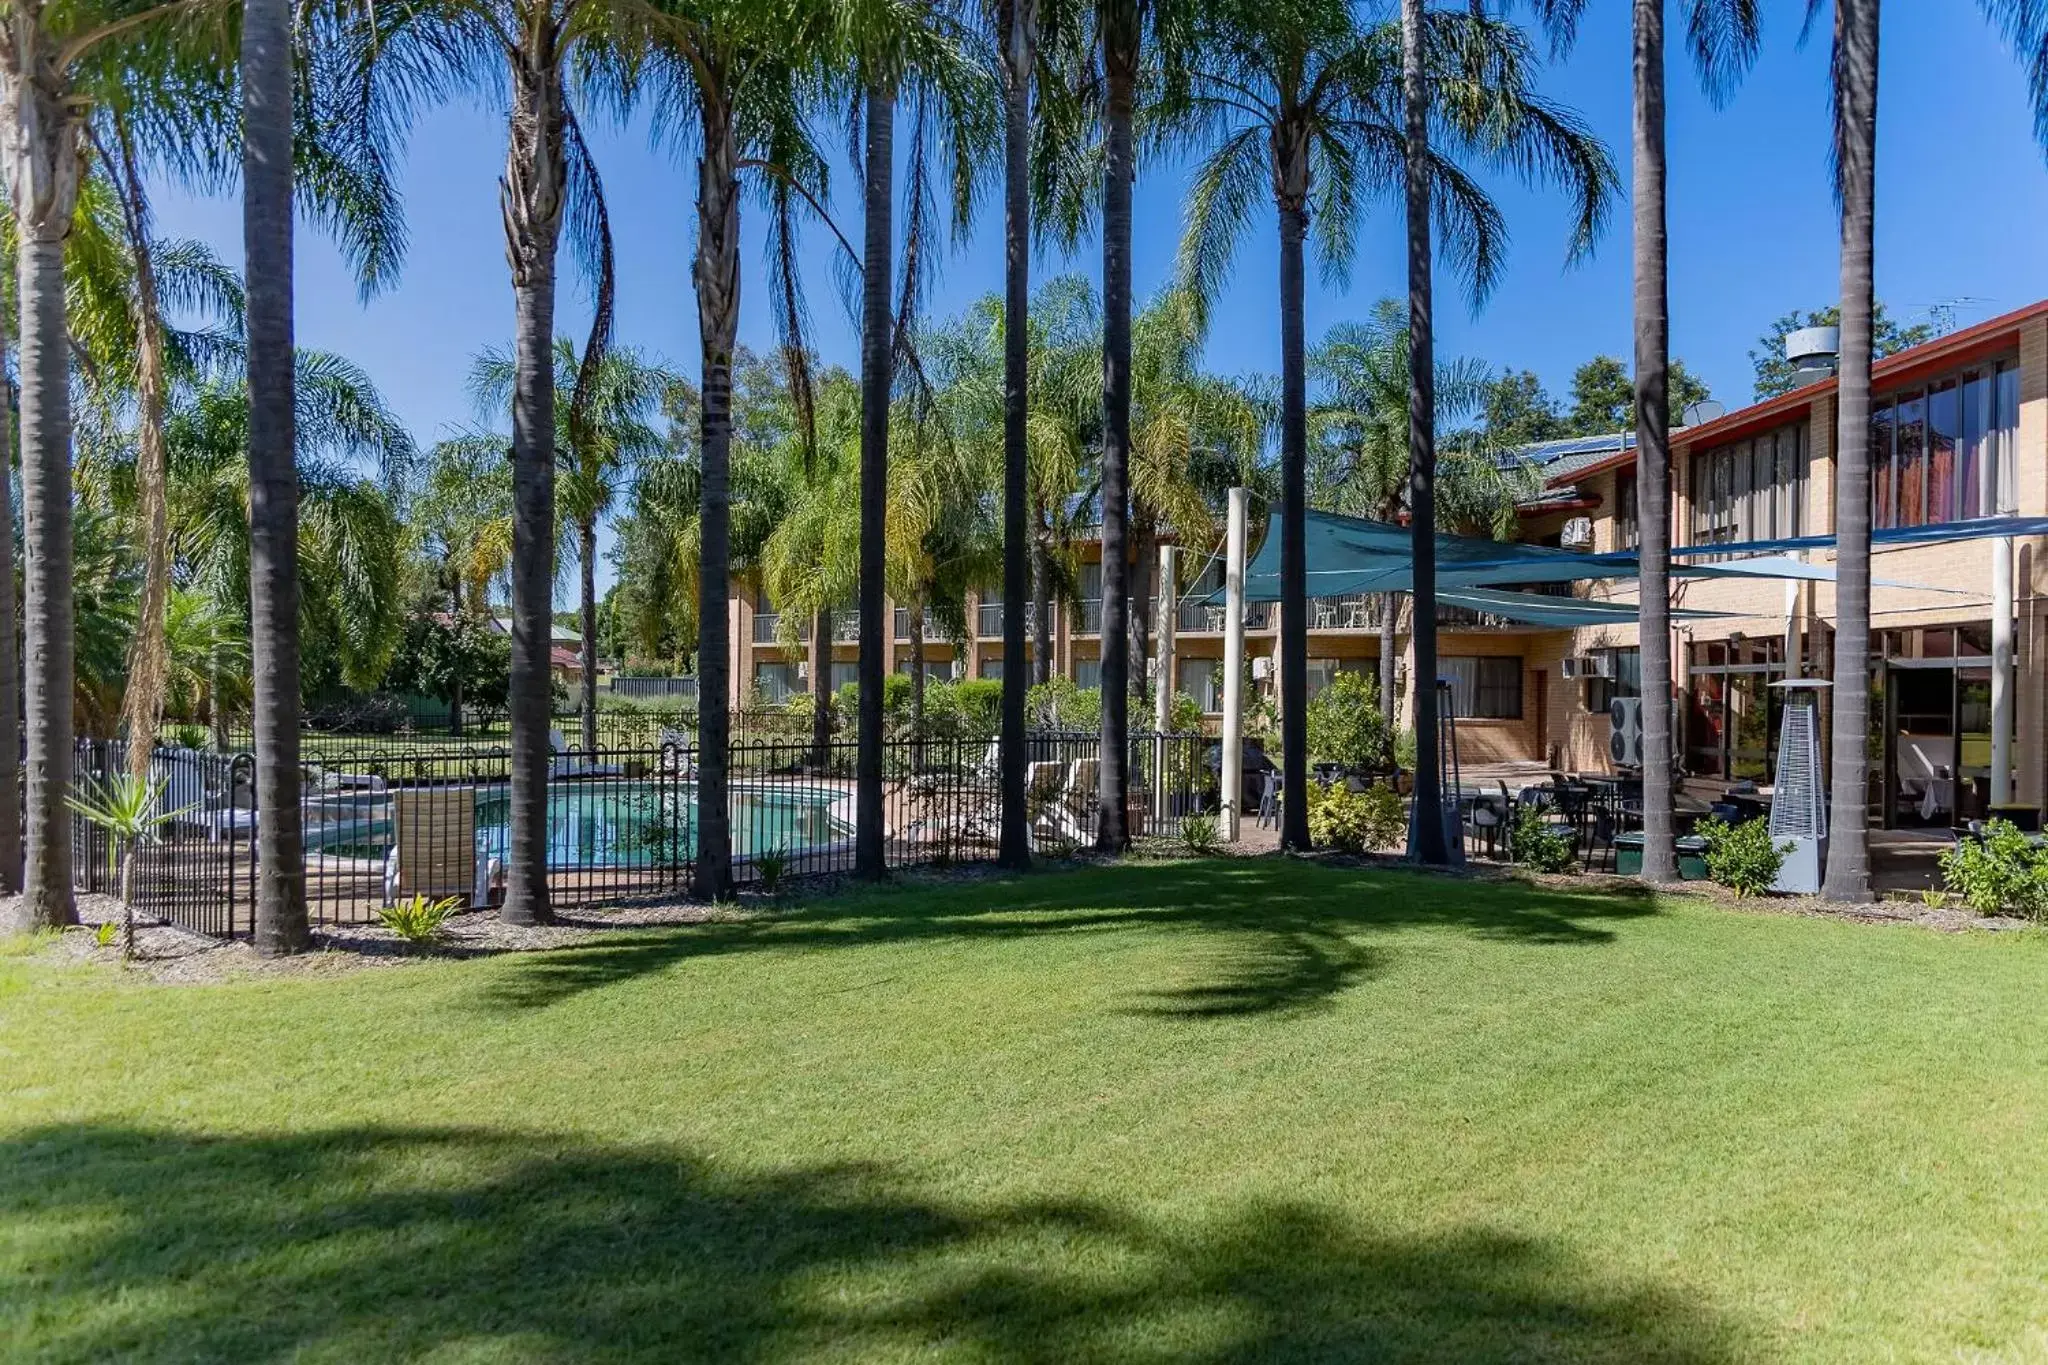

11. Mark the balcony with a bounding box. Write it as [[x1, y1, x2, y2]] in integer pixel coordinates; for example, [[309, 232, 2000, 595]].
[[1310, 594, 1388, 631], [976, 602, 1004, 638], [750, 612, 780, 644], [1077, 598, 1102, 635], [893, 607, 940, 639], [1175, 600, 1274, 633], [832, 610, 860, 644]]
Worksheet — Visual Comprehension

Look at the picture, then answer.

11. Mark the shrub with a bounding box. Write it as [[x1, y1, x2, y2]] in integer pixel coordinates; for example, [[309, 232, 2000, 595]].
[[167, 722, 212, 752], [1308, 782, 1406, 854], [1510, 806, 1576, 874], [1940, 820, 2048, 918], [1305, 672, 1390, 772], [1180, 813, 1223, 856], [1027, 676, 1101, 731], [377, 894, 461, 943], [1695, 816, 1793, 897], [756, 846, 790, 895]]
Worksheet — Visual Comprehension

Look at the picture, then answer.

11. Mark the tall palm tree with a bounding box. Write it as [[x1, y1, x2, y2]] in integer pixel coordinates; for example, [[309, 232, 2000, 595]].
[[1822, 0, 1879, 902], [1171, 0, 1613, 853], [855, 69, 895, 880], [0, 0, 209, 932], [994, 0, 1036, 867], [1518, 0, 1755, 882], [470, 339, 672, 753], [1308, 299, 1533, 744]]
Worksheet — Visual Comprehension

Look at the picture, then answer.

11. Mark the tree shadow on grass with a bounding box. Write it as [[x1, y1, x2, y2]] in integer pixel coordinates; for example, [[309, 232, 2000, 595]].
[[1, 1122, 1754, 1363], [478, 862, 1666, 1020]]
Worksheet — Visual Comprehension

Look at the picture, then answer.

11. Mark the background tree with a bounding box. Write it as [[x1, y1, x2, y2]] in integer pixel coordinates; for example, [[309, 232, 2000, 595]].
[[1566, 353, 1709, 433], [1478, 369, 1567, 445], [1748, 301, 1931, 399]]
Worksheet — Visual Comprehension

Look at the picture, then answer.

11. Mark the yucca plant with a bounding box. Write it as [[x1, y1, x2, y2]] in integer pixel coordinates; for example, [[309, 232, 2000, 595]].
[[377, 894, 462, 944], [64, 774, 192, 960]]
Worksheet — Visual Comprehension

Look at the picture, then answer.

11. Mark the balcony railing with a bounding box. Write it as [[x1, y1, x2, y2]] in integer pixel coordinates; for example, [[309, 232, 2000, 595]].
[[751, 612, 780, 644], [1310, 594, 1388, 631], [1078, 598, 1103, 634], [832, 610, 861, 644], [976, 602, 1004, 638], [893, 607, 941, 639], [1175, 600, 1274, 633]]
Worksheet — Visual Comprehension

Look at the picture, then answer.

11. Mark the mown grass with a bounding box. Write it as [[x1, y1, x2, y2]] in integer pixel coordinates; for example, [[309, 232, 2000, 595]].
[[3, 860, 2045, 1363]]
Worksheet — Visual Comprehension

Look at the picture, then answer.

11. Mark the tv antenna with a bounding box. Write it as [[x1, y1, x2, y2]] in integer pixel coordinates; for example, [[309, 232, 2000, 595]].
[[1917, 296, 1994, 336]]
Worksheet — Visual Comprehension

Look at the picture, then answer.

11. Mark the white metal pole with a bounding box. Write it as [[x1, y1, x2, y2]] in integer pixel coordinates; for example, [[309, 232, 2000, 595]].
[[1993, 535, 2015, 806], [1155, 543, 1177, 821], [1221, 488, 1248, 842]]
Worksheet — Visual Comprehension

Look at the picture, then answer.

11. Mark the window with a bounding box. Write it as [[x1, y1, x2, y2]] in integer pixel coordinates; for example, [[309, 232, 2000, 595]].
[[829, 661, 859, 692], [1075, 658, 1102, 690], [979, 658, 1004, 681], [1687, 422, 1806, 549], [1585, 646, 1640, 714], [1441, 656, 1522, 720], [1872, 358, 2018, 527], [1615, 472, 1638, 549], [752, 662, 800, 704], [1177, 658, 1223, 712]]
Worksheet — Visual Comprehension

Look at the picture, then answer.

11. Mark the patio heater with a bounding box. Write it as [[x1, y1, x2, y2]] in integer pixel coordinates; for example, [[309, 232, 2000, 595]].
[[1407, 678, 1466, 866], [1767, 680, 1830, 894]]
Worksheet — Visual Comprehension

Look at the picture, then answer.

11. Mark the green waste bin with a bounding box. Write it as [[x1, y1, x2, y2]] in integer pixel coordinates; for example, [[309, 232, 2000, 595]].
[[1614, 833, 1709, 880]]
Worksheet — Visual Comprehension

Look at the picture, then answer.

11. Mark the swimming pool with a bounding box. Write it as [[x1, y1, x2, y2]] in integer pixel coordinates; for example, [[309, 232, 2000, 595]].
[[305, 781, 850, 867]]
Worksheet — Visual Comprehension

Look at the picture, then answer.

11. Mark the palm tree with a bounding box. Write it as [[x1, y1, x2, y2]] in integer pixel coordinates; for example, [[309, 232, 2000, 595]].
[[1822, 0, 1879, 902], [855, 67, 896, 880], [1, 4, 189, 930], [1171, 0, 1614, 853], [1308, 299, 1534, 748], [470, 340, 672, 753], [994, 0, 1036, 868]]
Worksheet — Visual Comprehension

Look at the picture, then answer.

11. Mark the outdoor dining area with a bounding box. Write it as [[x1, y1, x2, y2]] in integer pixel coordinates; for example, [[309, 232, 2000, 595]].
[[1453, 769, 1771, 873]]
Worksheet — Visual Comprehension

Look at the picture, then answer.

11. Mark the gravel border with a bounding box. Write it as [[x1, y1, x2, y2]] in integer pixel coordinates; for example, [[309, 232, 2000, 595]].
[[6, 848, 2031, 987]]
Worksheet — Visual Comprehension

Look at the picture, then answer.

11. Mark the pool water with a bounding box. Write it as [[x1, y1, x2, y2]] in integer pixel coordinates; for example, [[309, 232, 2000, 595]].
[[307, 782, 850, 867]]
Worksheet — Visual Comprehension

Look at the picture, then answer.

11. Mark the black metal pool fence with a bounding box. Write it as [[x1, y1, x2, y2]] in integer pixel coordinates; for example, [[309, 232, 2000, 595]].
[[72, 730, 1215, 940]]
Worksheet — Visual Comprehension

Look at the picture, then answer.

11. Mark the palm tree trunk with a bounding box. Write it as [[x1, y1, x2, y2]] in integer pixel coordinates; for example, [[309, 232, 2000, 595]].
[[1633, 0, 1678, 883], [1823, 0, 1879, 902], [1277, 181, 1311, 853], [1379, 592, 1399, 768], [500, 56, 567, 927], [1401, 0, 1448, 864], [243, 0, 309, 949], [693, 84, 740, 900], [449, 573, 466, 739], [1031, 531, 1052, 686], [110, 117, 174, 789], [809, 607, 831, 771], [1131, 518, 1156, 706], [1, 41, 84, 931], [10, 233, 73, 929], [579, 515, 599, 755], [855, 77, 895, 881], [1097, 15, 1136, 851], [909, 605, 926, 764], [998, 0, 1035, 869], [0, 323, 22, 893]]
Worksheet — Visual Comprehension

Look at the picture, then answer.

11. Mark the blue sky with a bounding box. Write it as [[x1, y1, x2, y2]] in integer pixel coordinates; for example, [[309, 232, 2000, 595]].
[[153, 3, 2048, 604]]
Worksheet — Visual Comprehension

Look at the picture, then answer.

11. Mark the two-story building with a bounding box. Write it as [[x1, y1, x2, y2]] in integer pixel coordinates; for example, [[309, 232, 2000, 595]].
[[728, 299, 2048, 826]]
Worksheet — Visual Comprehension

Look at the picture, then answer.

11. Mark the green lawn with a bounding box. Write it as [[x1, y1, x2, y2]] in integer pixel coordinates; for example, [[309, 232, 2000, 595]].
[[3, 862, 2046, 1363]]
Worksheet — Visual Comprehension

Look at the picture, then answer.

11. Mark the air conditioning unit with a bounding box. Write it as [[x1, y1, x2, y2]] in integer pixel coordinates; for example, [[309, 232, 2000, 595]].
[[1609, 697, 1643, 768], [1561, 655, 1609, 680], [1252, 657, 1273, 681], [1561, 516, 1594, 549]]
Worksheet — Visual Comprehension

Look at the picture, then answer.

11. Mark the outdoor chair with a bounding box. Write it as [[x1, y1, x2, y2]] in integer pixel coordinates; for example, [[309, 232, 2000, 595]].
[[1587, 807, 1619, 873], [549, 729, 625, 778], [1255, 770, 1281, 829], [383, 784, 488, 908]]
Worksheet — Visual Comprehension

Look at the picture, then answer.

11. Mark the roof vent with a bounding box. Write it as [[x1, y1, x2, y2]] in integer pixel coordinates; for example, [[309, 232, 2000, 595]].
[[1785, 326, 1840, 385]]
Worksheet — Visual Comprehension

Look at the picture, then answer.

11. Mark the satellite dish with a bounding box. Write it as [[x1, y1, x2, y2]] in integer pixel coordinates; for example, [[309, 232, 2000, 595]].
[[1680, 400, 1726, 426]]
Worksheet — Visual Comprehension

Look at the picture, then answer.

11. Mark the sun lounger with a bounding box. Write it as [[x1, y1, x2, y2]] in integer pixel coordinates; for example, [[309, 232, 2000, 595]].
[[382, 784, 485, 907], [550, 729, 625, 778]]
